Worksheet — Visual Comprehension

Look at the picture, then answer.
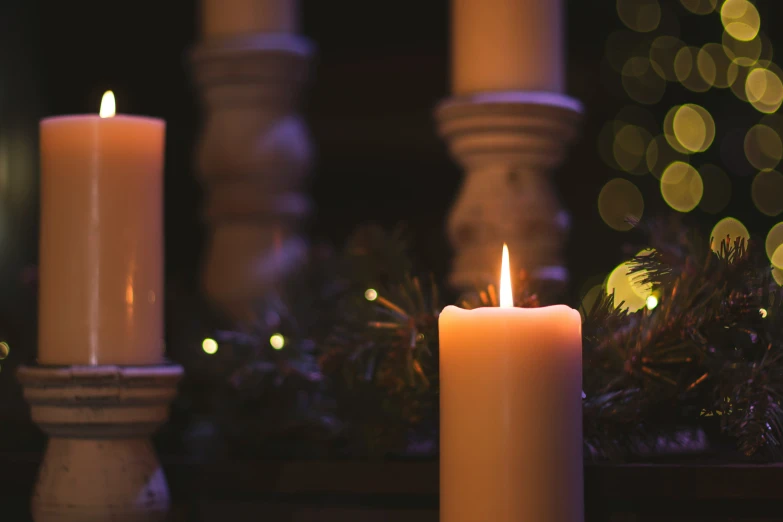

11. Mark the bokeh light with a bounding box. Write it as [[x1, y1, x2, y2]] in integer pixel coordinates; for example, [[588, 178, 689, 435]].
[[650, 36, 686, 81], [617, 0, 661, 33], [646, 295, 659, 310], [661, 161, 704, 212], [721, 0, 761, 42], [773, 267, 783, 286], [752, 170, 783, 216], [202, 338, 218, 355], [710, 217, 750, 252], [647, 135, 689, 179], [680, 0, 717, 15], [745, 65, 783, 114], [722, 31, 764, 67], [672, 104, 715, 153], [613, 124, 652, 174], [622, 57, 666, 104], [772, 246, 783, 270], [674, 46, 711, 92], [698, 43, 738, 89], [698, 164, 732, 214], [607, 261, 652, 311], [664, 106, 690, 154], [765, 222, 783, 262], [364, 288, 378, 301], [744, 124, 783, 170], [0, 342, 9, 360], [270, 333, 285, 350], [598, 178, 645, 231]]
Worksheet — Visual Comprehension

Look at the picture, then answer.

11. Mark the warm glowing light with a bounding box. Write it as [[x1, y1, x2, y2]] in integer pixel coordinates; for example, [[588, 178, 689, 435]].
[[672, 104, 715, 153], [664, 106, 689, 154], [499, 243, 513, 308], [646, 135, 689, 179], [0, 341, 9, 360], [607, 261, 651, 312], [698, 164, 732, 214], [613, 124, 651, 173], [100, 90, 116, 118], [202, 338, 218, 355], [698, 43, 737, 89], [752, 170, 783, 216], [745, 125, 783, 170], [364, 288, 378, 301], [661, 161, 704, 213], [622, 57, 666, 105], [773, 267, 783, 286], [722, 31, 763, 67], [765, 223, 783, 262], [760, 308, 768, 318], [680, 0, 718, 15], [746, 66, 783, 114], [617, 0, 661, 33], [721, 0, 760, 42], [650, 36, 685, 81], [674, 46, 711, 92], [710, 217, 750, 252], [270, 334, 285, 350], [598, 178, 645, 231], [646, 295, 659, 310]]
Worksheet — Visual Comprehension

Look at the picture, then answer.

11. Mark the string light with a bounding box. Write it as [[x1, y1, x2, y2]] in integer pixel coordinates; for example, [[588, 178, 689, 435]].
[[202, 338, 218, 355], [270, 334, 285, 350], [364, 288, 378, 301]]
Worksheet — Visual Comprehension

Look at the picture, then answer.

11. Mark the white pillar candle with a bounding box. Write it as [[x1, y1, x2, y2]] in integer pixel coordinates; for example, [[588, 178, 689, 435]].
[[38, 92, 165, 366], [451, 0, 565, 94], [201, 0, 299, 38], [439, 244, 583, 522]]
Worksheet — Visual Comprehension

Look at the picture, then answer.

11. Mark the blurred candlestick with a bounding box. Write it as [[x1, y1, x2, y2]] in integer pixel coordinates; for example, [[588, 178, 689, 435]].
[[451, 0, 565, 94], [201, 0, 299, 38]]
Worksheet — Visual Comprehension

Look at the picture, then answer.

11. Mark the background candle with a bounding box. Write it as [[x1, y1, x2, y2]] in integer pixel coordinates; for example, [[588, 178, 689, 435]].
[[201, 0, 299, 38], [451, 0, 565, 94], [38, 93, 165, 365], [439, 247, 583, 522]]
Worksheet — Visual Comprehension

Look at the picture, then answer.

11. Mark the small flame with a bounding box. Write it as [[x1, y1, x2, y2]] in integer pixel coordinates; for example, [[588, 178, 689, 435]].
[[499, 243, 513, 308], [100, 90, 116, 118]]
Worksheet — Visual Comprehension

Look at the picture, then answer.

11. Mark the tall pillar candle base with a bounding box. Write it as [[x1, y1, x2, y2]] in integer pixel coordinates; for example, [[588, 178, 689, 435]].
[[17, 364, 183, 522], [191, 34, 314, 319], [435, 91, 582, 294]]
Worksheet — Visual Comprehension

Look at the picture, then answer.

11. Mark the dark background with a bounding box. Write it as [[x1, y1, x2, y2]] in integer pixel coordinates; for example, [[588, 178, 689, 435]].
[[0, 0, 781, 446]]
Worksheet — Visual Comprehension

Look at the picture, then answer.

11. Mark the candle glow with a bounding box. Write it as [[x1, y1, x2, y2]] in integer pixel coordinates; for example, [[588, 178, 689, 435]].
[[499, 243, 513, 308], [100, 91, 116, 118]]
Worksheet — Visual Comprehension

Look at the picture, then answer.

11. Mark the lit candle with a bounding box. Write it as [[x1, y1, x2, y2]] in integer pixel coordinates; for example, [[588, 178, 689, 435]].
[[200, 0, 299, 38], [451, 0, 565, 94], [38, 91, 165, 365], [439, 244, 583, 522]]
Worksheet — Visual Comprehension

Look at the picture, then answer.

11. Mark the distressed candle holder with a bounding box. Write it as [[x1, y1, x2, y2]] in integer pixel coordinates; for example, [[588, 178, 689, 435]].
[[17, 364, 183, 522], [435, 91, 583, 294]]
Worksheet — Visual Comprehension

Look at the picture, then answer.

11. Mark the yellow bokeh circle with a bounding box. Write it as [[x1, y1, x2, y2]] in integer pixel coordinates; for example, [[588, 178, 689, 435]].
[[752, 170, 783, 217], [606, 261, 651, 312], [598, 178, 645, 231], [617, 0, 661, 33], [721, 0, 761, 42], [698, 43, 738, 89], [710, 217, 750, 252], [744, 124, 783, 171], [661, 161, 704, 212], [745, 66, 783, 114], [614, 125, 652, 174], [680, 0, 718, 15], [672, 104, 715, 153], [765, 222, 783, 262]]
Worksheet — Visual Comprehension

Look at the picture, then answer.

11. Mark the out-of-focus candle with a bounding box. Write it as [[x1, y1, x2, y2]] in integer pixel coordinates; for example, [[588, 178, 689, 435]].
[[439, 244, 583, 522], [451, 0, 565, 94], [201, 0, 299, 38], [38, 91, 165, 365]]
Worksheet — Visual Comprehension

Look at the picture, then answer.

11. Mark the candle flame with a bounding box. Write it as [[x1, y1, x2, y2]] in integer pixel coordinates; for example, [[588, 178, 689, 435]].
[[499, 243, 513, 308], [100, 90, 116, 118]]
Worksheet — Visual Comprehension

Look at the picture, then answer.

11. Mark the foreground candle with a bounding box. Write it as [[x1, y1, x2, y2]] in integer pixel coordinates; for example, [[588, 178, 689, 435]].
[[451, 0, 565, 94], [38, 91, 165, 365], [439, 245, 583, 522]]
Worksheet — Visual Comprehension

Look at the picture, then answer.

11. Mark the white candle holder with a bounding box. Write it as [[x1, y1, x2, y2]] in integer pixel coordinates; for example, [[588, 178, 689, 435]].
[[17, 364, 183, 522], [190, 34, 314, 319], [435, 91, 583, 292]]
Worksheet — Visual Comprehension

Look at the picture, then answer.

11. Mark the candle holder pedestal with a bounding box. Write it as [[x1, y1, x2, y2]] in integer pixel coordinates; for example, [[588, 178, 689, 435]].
[[190, 34, 314, 319], [435, 91, 582, 294], [17, 364, 183, 522]]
